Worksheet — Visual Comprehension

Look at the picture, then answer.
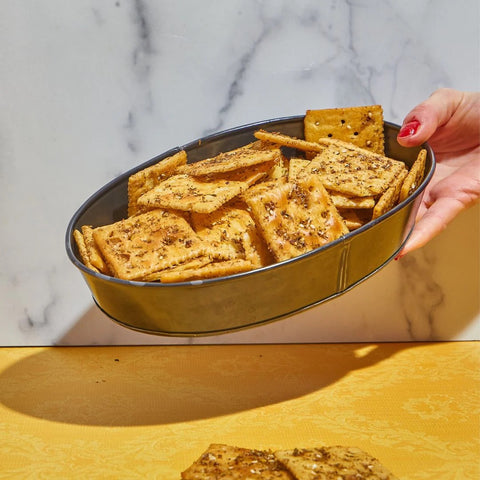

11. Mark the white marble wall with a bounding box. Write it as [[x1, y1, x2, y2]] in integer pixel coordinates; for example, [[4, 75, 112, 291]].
[[1, 0, 478, 346]]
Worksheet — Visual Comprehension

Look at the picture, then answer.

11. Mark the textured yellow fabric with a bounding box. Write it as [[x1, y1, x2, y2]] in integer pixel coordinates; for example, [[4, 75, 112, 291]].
[[0, 342, 478, 479]]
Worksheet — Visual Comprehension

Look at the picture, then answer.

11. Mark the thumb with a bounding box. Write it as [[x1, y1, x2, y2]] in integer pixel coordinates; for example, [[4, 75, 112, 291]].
[[396, 88, 462, 147]]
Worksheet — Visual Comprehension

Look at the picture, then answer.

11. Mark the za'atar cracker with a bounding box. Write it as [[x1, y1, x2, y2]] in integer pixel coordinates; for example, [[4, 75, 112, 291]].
[[176, 143, 280, 176], [372, 168, 408, 219], [181, 444, 294, 480], [244, 176, 348, 262], [399, 148, 427, 202], [137, 174, 250, 214], [274, 446, 399, 480], [304, 105, 385, 154], [191, 206, 273, 267], [303, 141, 406, 197], [128, 150, 187, 216], [92, 209, 206, 281]]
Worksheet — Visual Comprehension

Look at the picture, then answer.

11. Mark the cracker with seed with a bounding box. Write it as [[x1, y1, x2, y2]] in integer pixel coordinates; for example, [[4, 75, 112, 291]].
[[329, 193, 375, 209], [288, 158, 310, 182], [399, 148, 427, 202], [204, 159, 275, 186], [181, 444, 294, 480], [274, 446, 399, 480], [159, 258, 254, 283], [304, 105, 385, 154], [73, 229, 100, 273], [81, 225, 110, 274], [142, 256, 213, 282], [372, 168, 408, 219], [254, 129, 327, 153], [244, 176, 349, 262], [176, 144, 279, 176], [192, 206, 273, 267], [303, 143, 406, 197], [92, 209, 206, 281], [191, 207, 254, 260], [128, 150, 187, 216], [137, 174, 250, 214]]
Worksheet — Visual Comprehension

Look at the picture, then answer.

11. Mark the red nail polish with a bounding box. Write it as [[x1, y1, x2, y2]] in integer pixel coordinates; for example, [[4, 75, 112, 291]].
[[398, 120, 420, 138]]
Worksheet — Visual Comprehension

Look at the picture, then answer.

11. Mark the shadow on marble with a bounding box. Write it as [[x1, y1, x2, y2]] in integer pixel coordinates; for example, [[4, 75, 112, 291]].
[[0, 343, 421, 426]]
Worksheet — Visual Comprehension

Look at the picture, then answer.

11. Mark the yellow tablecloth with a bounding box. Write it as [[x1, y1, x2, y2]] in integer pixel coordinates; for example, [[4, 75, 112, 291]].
[[0, 342, 478, 479]]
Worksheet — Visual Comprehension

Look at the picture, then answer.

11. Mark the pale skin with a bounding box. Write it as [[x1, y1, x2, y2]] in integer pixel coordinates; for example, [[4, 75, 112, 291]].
[[395, 88, 480, 257]]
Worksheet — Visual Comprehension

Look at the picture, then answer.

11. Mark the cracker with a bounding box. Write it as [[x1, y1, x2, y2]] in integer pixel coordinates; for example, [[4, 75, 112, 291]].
[[192, 206, 273, 268], [204, 159, 275, 186], [81, 225, 110, 274], [137, 174, 250, 214], [159, 258, 254, 283], [244, 176, 348, 262], [73, 229, 99, 273], [142, 256, 212, 282], [339, 209, 366, 230], [191, 207, 255, 260], [181, 444, 294, 480], [92, 209, 206, 280], [304, 105, 385, 154], [329, 193, 375, 209], [399, 148, 427, 202], [274, 446, 399, 480], [372, 168, 408, 219], [304, 143, 406, 196], [288, 158, 310, 182], [127, 150, 187, 216], [254, 129, 327, 153], [176, 144, 279, 176]]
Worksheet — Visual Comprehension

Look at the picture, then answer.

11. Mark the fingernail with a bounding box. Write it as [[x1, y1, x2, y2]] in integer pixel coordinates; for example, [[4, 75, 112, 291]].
[[398, 120, 421, 138]]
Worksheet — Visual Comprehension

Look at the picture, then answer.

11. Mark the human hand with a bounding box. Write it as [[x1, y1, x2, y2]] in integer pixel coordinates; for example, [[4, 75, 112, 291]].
[[396, 88, 480, 257]]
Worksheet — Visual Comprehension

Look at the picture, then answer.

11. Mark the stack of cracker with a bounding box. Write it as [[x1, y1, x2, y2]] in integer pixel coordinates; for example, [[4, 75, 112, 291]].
[[74, 105, 426, 283]]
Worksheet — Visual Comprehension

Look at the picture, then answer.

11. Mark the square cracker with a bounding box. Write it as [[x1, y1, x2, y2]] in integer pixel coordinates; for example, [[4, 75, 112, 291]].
[[372, 167, 408, 219], [128, 150, 187, 216], [304, 105, 385, 154], [181, 444, 294, 480], [399, 148, 427, 202], [244, 176, 348, 262], [191, 206, 273, 267], [329, 193, 375, 209], [303, 142, 406, 197], [274, 446, 399, 480], [92, 209, 206, 280], [137, 174, 250, 214], [176, 144, 279, 176]]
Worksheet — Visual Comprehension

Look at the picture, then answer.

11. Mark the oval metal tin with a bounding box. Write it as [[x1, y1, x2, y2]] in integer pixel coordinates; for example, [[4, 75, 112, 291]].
[[65, 117, 435, 336]]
